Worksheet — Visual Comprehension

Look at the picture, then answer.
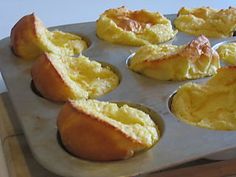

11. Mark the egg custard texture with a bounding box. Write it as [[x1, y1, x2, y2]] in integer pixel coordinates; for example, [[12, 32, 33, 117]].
[[10, 13, 87, 60], [217, 42, 236, 65], [129, 35, 220, 80], [171, 66, 236, 130], [96, 7, 177, 46], [31, 53, 119, 102], [57, 99, 159, 161], [174, 7, 236, 38]]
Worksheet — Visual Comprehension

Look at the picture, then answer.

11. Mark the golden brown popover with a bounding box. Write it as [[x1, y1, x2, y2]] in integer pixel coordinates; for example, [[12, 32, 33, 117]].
[[96, 7, 177, 46], [31, 53, 119, 102], [174, 7, 236, 38], [57, 99, 159, 161], [129, 35, 220, 80], [10, 13, 87, 60], [171, 66, 236, 130]]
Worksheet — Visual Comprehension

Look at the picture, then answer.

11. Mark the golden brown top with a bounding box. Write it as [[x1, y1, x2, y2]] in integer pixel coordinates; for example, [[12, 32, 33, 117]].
[[96, 7, 177, 46], [106, 7, 155, 33], [174, 7, 236, 38], [129, 35, 220, 80]]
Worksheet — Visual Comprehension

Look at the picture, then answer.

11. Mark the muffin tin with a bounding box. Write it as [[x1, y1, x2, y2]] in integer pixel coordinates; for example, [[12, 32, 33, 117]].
[[0, 14, 236, 177]]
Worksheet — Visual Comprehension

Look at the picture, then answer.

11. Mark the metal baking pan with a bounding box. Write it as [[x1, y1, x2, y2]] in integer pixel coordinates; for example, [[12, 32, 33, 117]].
[[0, 14, 236, 177]]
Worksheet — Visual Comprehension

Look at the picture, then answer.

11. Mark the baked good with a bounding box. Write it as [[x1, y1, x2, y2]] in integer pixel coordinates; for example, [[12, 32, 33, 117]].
[[10, 13, 87, 60], [31, 53, 119, 102], [129, 35, 220, 80], [174, 7, 236, 38], [57, 99, 159, 161], [171, 66, 236, 130], [96, 6, 177, 46], [216, 42, 236, 65]]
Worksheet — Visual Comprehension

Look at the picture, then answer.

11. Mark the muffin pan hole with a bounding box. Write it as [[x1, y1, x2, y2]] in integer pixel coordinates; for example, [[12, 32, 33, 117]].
[[57, 131, 77, 158], [30, 80, 44, 98], [76, 34, 92, 52], [167, 91, 175, 114], [125, 52, 145, 77], [125, 52, 135, 67]]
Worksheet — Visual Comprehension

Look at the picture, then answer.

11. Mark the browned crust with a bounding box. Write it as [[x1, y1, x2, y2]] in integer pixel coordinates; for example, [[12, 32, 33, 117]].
[[103, 6, 156, 32], [57, 100, 146, 161], [10, 13, 43, 59], [177, 6, 236, 19], [176, 7, 185, 17], [142, 35, 219, 67], [31, 53, 73, 102], [177, 7, 210, 17]]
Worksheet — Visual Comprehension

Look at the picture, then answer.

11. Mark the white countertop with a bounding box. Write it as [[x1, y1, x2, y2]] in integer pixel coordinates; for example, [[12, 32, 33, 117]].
[[1, 0, 236, 39]]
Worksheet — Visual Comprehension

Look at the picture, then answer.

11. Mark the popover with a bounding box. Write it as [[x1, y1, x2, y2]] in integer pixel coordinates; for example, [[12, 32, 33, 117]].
[[129, 35, 220, 80], [171, 66, 236, 130], [96, 6, 177, 46], [10, 13, 87, 60], [31, 53, 119, 102], [57, 99, 159, 161], [174, 7, 236, 38]]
